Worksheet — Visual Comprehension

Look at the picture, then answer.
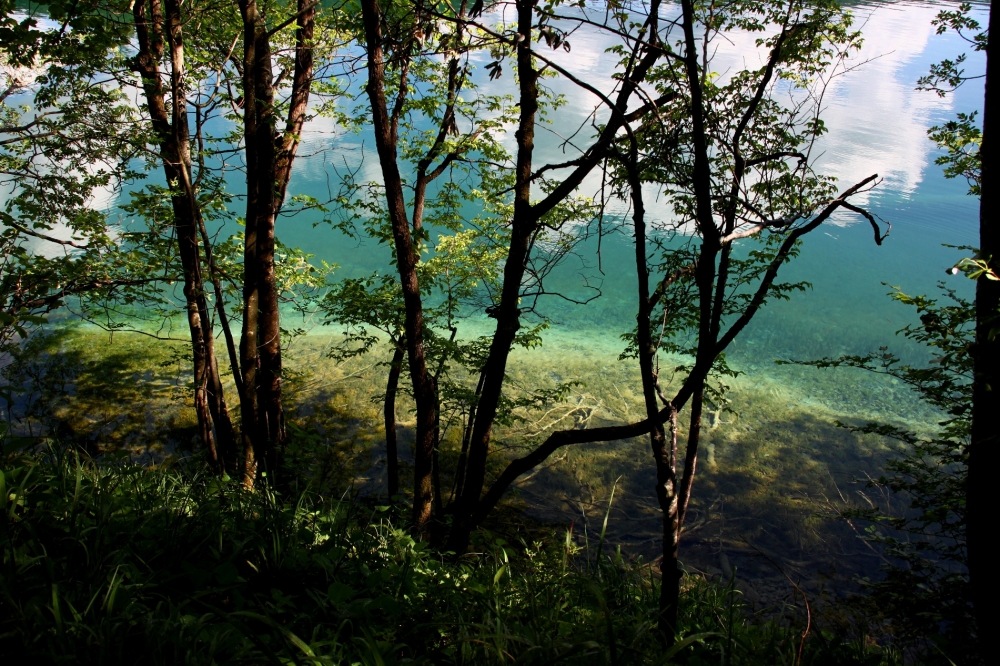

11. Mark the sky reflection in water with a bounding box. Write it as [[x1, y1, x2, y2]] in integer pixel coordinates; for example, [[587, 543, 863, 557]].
[[285, 1, 983, 379]]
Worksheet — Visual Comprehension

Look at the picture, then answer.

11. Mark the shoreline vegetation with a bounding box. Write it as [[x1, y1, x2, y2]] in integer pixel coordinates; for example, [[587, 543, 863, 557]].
[[0, 316, 961, 662], [0, 324, 916, 663], [0, 282, 975, 663], [0, 327, 925, 602], [0, 444, 903, 665]]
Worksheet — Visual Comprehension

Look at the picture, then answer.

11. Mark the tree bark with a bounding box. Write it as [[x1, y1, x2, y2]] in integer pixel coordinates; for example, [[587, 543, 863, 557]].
[[165, 0, 238, 472], [446, 0, 540, 552], [658, 409, 682, 640], [443, 0, 666, 553], [360, 0, 439, 537], [250, 20, 283, 469], [451, 367, 487, 507], [238, 0, 263, 486], [237, 0, 316, 485], [196, 207, 242, 474], [385, 341, 404, 497], [678, 389, 704, 527], [132, 0, 235, 473], [968, 0, 999, 640], [624, 149, 683, 639]]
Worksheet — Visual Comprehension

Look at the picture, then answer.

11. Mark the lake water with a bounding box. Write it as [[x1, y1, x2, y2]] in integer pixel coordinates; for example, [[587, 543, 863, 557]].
[[11, 0, 980, 408], [274, 1, 987, 589], [263, 0, 985, 424]]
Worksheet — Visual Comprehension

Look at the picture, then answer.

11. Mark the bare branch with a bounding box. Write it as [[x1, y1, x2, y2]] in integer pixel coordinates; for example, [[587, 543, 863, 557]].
[[5, 220, 92, 249]]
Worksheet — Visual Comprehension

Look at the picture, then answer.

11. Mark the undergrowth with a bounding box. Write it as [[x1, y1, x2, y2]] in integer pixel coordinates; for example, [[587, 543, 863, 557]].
[[0, 446, 900, 665]]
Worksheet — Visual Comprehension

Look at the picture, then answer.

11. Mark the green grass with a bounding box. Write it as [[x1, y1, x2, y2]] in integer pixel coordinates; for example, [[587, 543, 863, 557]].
[[0, 448, 899, 665]]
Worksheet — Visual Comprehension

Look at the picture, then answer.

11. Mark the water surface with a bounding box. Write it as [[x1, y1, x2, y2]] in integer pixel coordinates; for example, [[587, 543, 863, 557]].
[[274, 0, 985, 424]]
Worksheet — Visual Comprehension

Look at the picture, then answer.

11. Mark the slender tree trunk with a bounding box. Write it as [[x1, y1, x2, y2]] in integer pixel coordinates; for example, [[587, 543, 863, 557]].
[[969, 0, 999, 639], [385, 341, 404, 497], [451, 367, 487, 506], [678, 389, 704, 527], [250, 24, 284, 470], [132, 0, 232, 473], [238, 0, 262, 487], [360, 0, 439, 537], [204, 330, 237, 472], [443, 0, 666, 552], [237, 0, 314, 484], [625, 153, 684, 640], [164, 0, 230, 474], [432, 436, 444, 518], [656, 387, 703, 642], [658, 409, 682, 639], [197, 210, 244, 400], [196, 208, 242, 474], [447, 0, 539, 551]]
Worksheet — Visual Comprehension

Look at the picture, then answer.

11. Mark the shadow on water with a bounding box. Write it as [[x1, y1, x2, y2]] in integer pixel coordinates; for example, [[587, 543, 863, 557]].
[[516, 406, 894, 610], [2, 326, 414, 491], [4, 326, 927, 609], [1, 327, 200, 458]]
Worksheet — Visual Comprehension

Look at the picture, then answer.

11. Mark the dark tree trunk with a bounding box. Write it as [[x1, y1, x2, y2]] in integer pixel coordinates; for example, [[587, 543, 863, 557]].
[[443, 0, 667, 553], [658, 410, 682, 639], [250, 22, 283, 471], [197, 208, 241, 475], [237, 0, 316, 485], [451, 367, 487, 507], [385, 341, 404, 497], [625, 151, 683, 639], [446, 0, 540, 552], [132, 0, 235, 474], [969, 0, 999, 640], [360, 0, 439, 537], [678, 389, 704, 528], [238, 0, 263, 486], [432, 437, 444, 518]]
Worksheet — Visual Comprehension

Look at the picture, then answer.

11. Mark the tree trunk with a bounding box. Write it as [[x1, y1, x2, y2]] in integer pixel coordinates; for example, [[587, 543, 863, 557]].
[[250, 23, 284, 471], [360, 0, 439, 538], [443, 0, 667, 553], [969, 0, 999, 640], [657, 409, 682, 639], [385, 341, 404, 497], [625, 152, 684, 640], [196, 206, 241, 475], [678, 389, 704, 528], [237, 0, 315, 485], [204, 330, 238, 473], [451, 367, 487, 507], [446, 0, 540, 552], [238, 0, 262, 487], [132, 0, 233, 474]]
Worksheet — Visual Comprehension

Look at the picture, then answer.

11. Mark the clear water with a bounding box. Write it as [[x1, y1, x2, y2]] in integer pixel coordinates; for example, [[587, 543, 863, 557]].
[[263, 0, 985, 425], [9, 0, 983, 593], [12, 2, 984, 395]]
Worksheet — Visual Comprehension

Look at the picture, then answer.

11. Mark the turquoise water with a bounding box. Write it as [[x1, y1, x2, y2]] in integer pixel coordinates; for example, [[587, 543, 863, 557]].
[[266, 1, 984, 405], [10, 0, 971, 424], [7, 0, 983, 592]]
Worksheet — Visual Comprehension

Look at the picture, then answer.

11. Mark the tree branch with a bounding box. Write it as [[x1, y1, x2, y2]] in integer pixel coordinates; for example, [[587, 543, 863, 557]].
[[5, 220, 91, 249]]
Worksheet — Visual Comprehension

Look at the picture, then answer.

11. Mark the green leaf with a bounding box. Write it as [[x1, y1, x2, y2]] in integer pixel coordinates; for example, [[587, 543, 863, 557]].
[[327, 581, 356, 605]]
